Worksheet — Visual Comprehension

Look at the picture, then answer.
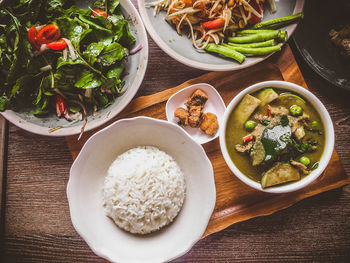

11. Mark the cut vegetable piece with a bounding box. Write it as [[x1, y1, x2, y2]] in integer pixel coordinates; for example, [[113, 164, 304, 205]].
[[227, 39, 275, 48], [252, 12, 304, 30], [202, 18, 225, 29], [228, 31, 281, 43], [250, 138, 266, 166], [237, 29, 277, 35], [256, 88, 279, 106], [261, 163, 300, 188], [223, 44, 281, 55], [36, 24, 61, 45], [233, 94, 261, 125], [205, 43, 245, 63], [279, 92, 306, 103], [294, 126, 305, 141]]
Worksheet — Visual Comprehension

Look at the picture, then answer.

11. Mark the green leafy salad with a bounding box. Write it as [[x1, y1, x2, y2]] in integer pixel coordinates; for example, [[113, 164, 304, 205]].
[[0, 0, 136, 137]]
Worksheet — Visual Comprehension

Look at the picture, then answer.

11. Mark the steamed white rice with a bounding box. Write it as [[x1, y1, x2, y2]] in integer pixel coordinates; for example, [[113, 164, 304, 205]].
[[103, 146, 186, 234]]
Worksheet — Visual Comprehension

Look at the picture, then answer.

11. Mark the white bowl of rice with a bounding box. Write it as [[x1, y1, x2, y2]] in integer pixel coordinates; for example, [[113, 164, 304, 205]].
[[67, 117, 216, 263]]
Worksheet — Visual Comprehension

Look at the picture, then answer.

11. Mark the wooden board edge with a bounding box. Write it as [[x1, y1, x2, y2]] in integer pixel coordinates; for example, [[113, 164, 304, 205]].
[[0, 115, 8, 239], [202, 176, 350, 238]]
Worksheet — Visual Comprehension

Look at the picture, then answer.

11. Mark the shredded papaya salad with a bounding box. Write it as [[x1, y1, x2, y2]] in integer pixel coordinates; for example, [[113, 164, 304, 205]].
[[146, 0, 303, 63], [0, 0, 139, 139]]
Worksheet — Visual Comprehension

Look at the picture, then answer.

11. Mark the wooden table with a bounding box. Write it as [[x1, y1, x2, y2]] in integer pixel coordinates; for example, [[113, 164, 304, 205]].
[[1, 7, 350, 263]]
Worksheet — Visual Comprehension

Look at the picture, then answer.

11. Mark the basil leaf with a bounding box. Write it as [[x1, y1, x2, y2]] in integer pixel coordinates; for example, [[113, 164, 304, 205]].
[[64, 6, 90, 17], [55, 16, 87, 46], [280, 115, 289, 126], [107, 63, 124, 79], [108, 0, 120, 14], [10, 75, 33, 98], [75, 70, 101, 89], [113, 19, 135, 46], [57, 56, 86, 69], [99, 42, 126, 66], [90, 0, 119, 14], [83, 42, 105, 65], [261, 125, 292, 162], [0, 96, 10, 111], [260, 119, 270, 126]]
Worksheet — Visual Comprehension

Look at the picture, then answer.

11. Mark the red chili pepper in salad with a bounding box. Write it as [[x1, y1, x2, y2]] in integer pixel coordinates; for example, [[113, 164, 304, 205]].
[[36, 24, 61, 45], [56, 95, 66, 117], [28, 26, 40, 51], [201, 18, 225, 29], [243, 134, 254, 143], [47, 39, 67, 50], [92, 9, 108, 18]]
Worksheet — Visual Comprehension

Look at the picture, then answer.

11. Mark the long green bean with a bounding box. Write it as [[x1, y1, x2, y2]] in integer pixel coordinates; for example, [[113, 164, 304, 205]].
[[227, 39, 275, 48], [237, 29, 278, 35], [223, 44, 281, 55], [228, 31, 281, 43], [205, 44, 245, 63], [252, 12, 304, 29]]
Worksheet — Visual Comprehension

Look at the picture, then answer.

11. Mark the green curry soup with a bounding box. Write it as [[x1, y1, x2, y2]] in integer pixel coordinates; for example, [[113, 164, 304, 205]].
[[225, 88, 325, 188]]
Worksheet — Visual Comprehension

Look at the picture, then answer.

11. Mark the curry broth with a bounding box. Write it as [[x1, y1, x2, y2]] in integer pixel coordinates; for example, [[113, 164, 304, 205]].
[[225, 88, 325, 183]]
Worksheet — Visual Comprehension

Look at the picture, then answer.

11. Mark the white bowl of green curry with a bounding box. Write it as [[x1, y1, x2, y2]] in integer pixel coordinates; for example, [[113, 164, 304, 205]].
[[219, 81, 334, 193]]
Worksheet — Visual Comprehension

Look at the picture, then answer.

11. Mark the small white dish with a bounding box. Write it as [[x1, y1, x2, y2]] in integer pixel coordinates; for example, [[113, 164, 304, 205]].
[[166, 83, 226, 145], [219, 81, 335, 194], [67, 116, 216, 263]]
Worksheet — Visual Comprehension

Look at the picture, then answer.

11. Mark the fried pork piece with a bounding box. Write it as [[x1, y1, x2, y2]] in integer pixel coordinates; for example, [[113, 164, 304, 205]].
[[188, 105, 203, 128], [235, 141, 253, 153], [174, 107, 189, 126], [200, 112, 219, 136], [186, 89, 208, 107], [291, 160, 310, 175]]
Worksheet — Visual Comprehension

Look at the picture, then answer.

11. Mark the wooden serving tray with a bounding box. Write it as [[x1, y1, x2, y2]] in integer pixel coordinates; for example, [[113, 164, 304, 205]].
[[66, 45, 349, 238]]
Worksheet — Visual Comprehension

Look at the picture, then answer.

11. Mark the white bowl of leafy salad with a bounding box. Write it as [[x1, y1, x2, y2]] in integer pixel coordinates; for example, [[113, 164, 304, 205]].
[[0, 0, 148, 138]]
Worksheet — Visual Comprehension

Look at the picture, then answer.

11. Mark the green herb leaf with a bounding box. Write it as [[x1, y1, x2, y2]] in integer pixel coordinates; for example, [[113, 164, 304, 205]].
[[99, 42, 126, 66], [280, 115, 289, 126], [0, 96, 10, 111], [75, 70, 101, 89], [108, 0, 120, 14], [107, 63, 125, 79], [261, 125, 292, 162], [113, 19, 135, 46], [83, 42, 105, 65], [10, 75, 33, 98], [311, 162, 319, 170], [260, 119, 270, 126], [55, 16, 87, 46]]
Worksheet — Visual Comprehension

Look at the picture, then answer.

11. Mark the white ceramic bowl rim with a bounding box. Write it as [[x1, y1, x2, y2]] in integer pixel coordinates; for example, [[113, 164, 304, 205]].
[[219, 81, 335, 194], [67, 116, 216, 263], [0, 0, 149, 137], [137, 0, 304, 71]]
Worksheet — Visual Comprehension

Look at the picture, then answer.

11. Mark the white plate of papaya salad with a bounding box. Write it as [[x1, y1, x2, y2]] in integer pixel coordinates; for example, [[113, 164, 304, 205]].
[[138, 0, 304, 71]]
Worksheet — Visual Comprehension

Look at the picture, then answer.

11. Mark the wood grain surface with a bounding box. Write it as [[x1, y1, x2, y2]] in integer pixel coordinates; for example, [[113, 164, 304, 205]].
[[0, 115, 7, 238], [1, 6, 350, 262], [66, 46, 349, 240]]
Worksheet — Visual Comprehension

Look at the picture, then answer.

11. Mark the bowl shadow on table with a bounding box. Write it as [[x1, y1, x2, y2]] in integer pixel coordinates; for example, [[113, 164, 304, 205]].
[[174, 186, 349, 262]]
